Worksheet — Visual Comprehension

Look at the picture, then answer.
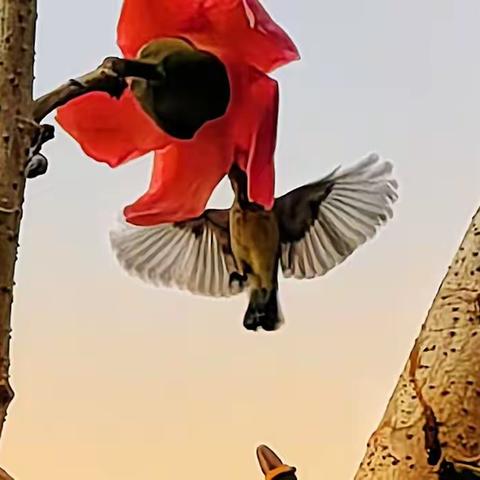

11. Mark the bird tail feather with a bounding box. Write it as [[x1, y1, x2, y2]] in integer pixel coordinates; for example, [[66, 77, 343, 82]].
[[243, 288, 284, 332]]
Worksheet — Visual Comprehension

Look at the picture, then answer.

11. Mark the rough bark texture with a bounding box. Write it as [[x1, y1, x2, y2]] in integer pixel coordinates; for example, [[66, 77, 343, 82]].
[[355, 208, 480, 479], [0, 468, 12, 480], [0, 0, 37, 437]]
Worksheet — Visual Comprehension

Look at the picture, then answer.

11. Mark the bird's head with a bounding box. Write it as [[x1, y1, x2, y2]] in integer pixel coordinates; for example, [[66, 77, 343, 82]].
[[131, 38, 231, 140], [257, 445, 297, 480]]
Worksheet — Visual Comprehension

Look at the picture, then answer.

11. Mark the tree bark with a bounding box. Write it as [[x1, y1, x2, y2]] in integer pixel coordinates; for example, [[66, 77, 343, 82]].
[[355, 208, 480, 479], [0, 0, 37, 437], [0, 468, 13, 480]]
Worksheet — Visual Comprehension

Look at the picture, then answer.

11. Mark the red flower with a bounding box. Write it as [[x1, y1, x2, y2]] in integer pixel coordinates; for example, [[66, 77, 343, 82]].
[[56, 0, 299, 226]]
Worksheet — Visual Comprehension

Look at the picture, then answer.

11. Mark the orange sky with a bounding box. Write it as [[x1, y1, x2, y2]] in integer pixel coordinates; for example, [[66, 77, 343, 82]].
[[3, 0, 480, 479]]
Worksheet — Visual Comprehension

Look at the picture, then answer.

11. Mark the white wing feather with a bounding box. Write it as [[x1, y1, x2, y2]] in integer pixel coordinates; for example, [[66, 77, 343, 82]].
[[110, 217, 241, 297], [281, 153, 398, 279]]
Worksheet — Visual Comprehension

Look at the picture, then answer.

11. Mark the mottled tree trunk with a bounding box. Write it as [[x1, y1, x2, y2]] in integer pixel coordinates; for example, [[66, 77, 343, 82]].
[[0, 0, 37, 437], [0, 468, 12, 480], [355, 208, 480, 479]]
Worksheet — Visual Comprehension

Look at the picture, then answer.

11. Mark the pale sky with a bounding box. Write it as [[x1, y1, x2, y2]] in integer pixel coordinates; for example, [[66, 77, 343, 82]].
[[2, 1, 480, 479]]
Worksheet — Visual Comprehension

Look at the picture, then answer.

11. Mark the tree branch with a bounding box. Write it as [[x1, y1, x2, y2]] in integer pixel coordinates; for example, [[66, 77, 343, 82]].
[[33, 56, 164, 122], [355, 207, 480, 479]]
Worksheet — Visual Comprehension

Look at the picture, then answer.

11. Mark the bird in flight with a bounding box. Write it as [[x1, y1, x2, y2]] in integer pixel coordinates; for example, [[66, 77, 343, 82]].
[[110, 153, 398, 332]]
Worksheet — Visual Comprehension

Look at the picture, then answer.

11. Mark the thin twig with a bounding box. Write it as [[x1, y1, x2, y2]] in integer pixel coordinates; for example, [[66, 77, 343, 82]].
[[33, 56, 164, 122]]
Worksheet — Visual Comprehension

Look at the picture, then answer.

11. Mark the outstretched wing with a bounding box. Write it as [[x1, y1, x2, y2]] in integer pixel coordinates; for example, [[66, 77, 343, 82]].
[[110, 209, 243, 297], [274, 153, 398, 279]]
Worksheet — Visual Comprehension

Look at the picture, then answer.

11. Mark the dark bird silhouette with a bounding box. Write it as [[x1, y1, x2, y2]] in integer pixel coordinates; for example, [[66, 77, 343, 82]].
[[129, 37, 230, 140], [110, 154, 398, 331]]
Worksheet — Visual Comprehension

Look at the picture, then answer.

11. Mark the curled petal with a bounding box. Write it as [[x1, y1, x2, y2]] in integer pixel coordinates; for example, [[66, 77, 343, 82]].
[[124, 122, 233, 225], [238, 0, 300, 72], [117, 0, 299, 72], [56, 90, 170, 167], [234, 69, 278, 209]]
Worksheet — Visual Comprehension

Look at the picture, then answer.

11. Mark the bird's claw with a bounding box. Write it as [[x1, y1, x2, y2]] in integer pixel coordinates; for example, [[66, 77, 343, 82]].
[[229, 271, 247, 291]]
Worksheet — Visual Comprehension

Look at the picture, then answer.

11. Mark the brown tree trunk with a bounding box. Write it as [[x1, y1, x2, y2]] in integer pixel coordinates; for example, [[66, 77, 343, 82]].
[[0, 0, 37, 437], [355, 208, 480, 479], [0, 468, 13, 480]]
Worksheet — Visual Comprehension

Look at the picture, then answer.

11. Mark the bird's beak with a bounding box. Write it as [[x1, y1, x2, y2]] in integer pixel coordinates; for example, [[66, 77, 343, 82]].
[[256, 445, 297, 480]]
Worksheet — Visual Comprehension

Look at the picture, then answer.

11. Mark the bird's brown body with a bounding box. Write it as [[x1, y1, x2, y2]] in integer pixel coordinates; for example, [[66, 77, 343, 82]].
[[230, 189, 279, 292], [111, 154, 398, 332], [227, 164, 283, 330]]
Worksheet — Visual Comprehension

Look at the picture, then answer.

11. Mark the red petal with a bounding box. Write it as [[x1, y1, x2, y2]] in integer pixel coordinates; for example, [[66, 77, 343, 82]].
[[56, 90, 170, 167], [234, 69, 278, 209], [117, 0, 299, 72], [125, 67, 278, 225], [124, 121, 233, 226], [239, 0, 300, 72]]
